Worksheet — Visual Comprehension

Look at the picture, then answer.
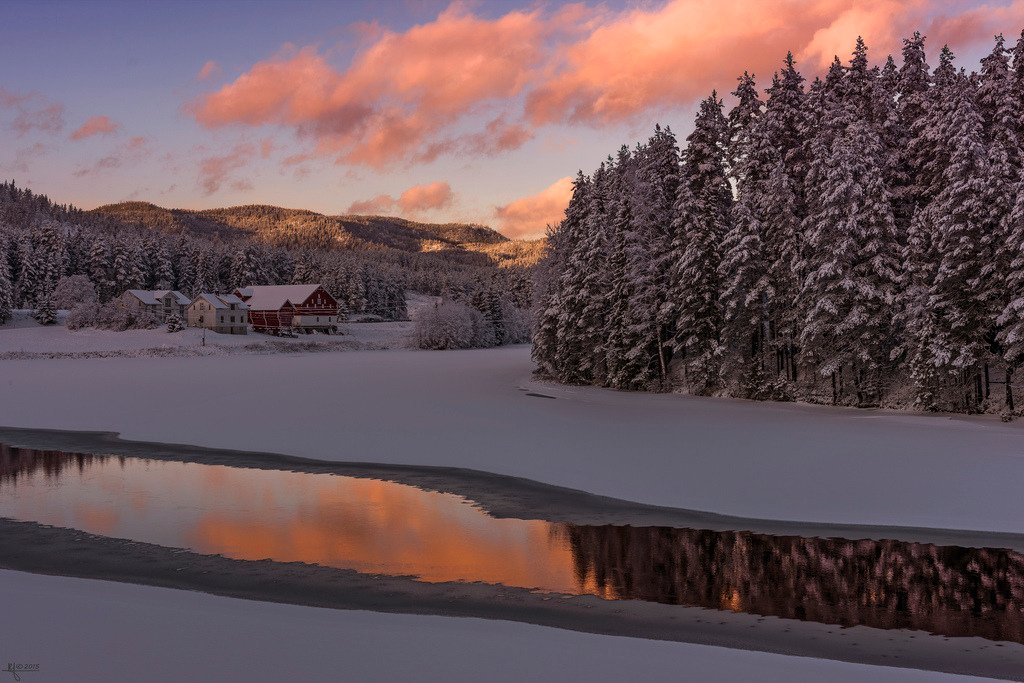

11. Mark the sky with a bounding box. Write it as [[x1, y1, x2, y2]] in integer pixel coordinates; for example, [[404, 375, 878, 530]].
[[1, 0, 1023, 239]]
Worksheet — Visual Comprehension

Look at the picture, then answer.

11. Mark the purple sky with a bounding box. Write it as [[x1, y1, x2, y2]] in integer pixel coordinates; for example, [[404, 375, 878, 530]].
[[1, 0, 1021, 238]]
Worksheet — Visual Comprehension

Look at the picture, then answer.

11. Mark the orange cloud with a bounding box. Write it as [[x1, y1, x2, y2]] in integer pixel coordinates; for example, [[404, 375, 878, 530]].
[[70, 115, 120, 141], [494, 176, 573, 239], [189, 1, 1024, 168], [197, 60, 222, 81], [191, 5, 559, 167], [397, 180, 454, 214], [926, 1, 1024, 51], [347, 193, 396, 215], [197, 142, 257, 195], [346, 180, 454, 215]]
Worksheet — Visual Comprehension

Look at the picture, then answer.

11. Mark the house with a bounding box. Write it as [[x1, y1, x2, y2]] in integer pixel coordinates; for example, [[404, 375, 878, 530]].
[[120, 290, 190, 322], [234, 284, 340, 335], [187, 293, 249, 335]]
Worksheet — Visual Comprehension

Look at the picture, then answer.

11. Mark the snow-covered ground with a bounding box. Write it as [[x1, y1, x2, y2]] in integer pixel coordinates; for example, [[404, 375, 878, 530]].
[[0, 570, 992, 683], [0, 309, 415, 355], [1, 345, 1023, 533]]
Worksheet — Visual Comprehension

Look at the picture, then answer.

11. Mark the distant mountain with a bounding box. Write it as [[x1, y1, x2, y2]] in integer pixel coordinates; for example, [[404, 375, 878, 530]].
[[90, 202, 514, 254]]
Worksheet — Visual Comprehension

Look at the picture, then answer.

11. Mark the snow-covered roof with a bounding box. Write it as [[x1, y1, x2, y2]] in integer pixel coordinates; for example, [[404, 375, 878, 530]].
[[237, 284, 322, 311], [218, 293, 248, 308], [125, 290, 161, 306], [127, 290, 190, 306], [193, 293, 227, 310], [153, 290, 191, 305]]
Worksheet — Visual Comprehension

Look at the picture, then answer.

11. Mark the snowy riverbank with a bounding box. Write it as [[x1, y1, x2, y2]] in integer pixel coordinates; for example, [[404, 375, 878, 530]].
[[2, 345, 1023, 533], [0, 569, 997, 683]]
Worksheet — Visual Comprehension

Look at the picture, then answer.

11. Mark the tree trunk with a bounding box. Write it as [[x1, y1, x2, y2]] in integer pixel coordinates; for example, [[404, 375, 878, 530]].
[[1008, 367, 1015, 414]]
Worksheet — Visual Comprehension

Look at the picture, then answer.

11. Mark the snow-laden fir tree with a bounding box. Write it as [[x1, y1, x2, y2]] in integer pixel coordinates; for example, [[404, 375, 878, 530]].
[[165, 313, 184, 333], [88, 237, 112, 301], [665, 94, 731, 395], [996, 177, 1024, 412], [0, 241, 12, 325], [726, 71, 762, 187], [532, 171, 590, 380], [923, 57, 993, 404], [33, 293, 56, 326], [800, 115, 899, 405]]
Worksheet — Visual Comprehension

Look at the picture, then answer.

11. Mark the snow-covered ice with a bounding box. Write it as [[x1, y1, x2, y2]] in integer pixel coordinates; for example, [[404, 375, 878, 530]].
[[1, 345, 1022, 533], [0, 570, 994, 683]]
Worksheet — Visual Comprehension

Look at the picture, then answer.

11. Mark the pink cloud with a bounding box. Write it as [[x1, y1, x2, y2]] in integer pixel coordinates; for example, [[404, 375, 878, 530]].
[[0, 87, 65, 137], [397, 180, 454, 214], [346, 180, 454, 215], [197, 142, 257, 195], [73, 136, 149, 177], [346, 193, 396, 214], [494, 176, 573, 239], [70, 115, 121, 141], [10, 143, 49, 174], [197, 60, 222, 81], [191, 6, 558, 167], [189, 1, 1024, 168]]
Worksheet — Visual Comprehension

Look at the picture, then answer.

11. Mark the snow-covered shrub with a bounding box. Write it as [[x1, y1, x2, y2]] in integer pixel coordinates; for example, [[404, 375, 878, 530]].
[[51, 274, 98, 310], [92, 301, 159, 331], [66, 302, 98, 330], [166, 313, 184, 333], [414, 301, 492, 350]]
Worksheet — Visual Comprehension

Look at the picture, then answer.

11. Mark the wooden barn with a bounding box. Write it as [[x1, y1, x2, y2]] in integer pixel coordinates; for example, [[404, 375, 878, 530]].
[[233, 284, 340, 335]]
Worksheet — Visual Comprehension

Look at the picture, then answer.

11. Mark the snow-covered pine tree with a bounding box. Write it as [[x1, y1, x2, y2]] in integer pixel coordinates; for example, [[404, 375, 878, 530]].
[[719, 188, 773, 397], [996, 177, 1024, 412], [756, 53, 809, 382], [800, 115, 899, 405], [532, 171, 590, 380], [14, 238, 38, 308], [33, 293, 56, 326], [110, 240, 143, 295], [925, 57, 992, 408], [0, 241, 12, 325], [976, 34, 1023, 360], [166, 312, 184, 333], [665, 94, 731, 395], [726, 71, 762, 188], [88, 237, 112, 301], [631, 125, 681, 388]]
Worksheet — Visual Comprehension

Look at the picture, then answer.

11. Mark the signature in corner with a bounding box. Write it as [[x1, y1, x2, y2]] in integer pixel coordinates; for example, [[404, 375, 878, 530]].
[[3, 663, 40, 682]]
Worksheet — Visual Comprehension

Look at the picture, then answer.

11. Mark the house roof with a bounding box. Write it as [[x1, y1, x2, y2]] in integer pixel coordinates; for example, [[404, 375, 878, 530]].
[[193, 293, 227, 310], [218, 293, 248, 308], [154, 290, 191, 305], [127, 290, 190, 306], [191, 293, 250, 310], [237, 284, 323, 311], [126, 290, 161, 306]]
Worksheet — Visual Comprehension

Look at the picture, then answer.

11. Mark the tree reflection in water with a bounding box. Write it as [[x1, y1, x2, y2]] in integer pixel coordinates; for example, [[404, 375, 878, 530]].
[[3, 444, 1022, 643], [556, 524, 1024, 642]]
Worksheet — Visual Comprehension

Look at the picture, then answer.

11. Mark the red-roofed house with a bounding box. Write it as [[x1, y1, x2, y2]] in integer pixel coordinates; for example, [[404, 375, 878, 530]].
[[233, 284, 340, 335]]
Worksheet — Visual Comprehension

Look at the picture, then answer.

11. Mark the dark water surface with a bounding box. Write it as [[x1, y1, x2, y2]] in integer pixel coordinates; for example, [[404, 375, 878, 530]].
[[2, 444, 1022, 644]]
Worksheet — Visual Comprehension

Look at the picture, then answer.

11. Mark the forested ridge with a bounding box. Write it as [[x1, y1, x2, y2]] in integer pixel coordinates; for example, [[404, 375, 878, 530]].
[[0, 183, 537, 325], [534, 32, 1024, 415]]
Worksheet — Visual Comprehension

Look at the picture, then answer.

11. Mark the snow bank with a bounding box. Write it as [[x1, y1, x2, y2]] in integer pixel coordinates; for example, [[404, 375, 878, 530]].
[[1, 346, 1023, 533], [0, 317, 416, 356], [0, 570, 989, 683]]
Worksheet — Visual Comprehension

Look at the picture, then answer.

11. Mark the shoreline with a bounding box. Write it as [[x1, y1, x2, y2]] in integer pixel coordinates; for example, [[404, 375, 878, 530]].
[[1, 518, 1021, 681], [2, 425, 1024, 552]]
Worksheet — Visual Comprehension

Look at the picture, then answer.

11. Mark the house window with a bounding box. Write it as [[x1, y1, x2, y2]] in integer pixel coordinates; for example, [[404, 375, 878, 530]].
[[230, 316, 235, 323]]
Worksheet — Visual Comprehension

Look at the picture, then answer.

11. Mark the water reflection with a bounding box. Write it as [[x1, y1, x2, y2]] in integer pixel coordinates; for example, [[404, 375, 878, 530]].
[[1, 444, 1021, 643]]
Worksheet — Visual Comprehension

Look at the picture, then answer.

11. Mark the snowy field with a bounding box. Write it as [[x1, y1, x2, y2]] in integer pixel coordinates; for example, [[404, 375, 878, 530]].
[[0, 570, 994, 683], [0, 309, 415, 356], [1, 345, 1023, 533]]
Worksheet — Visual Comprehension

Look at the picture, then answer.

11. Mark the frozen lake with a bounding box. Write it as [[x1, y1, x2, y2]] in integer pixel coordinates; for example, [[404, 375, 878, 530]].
[[3, 443, 1022, 645]]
